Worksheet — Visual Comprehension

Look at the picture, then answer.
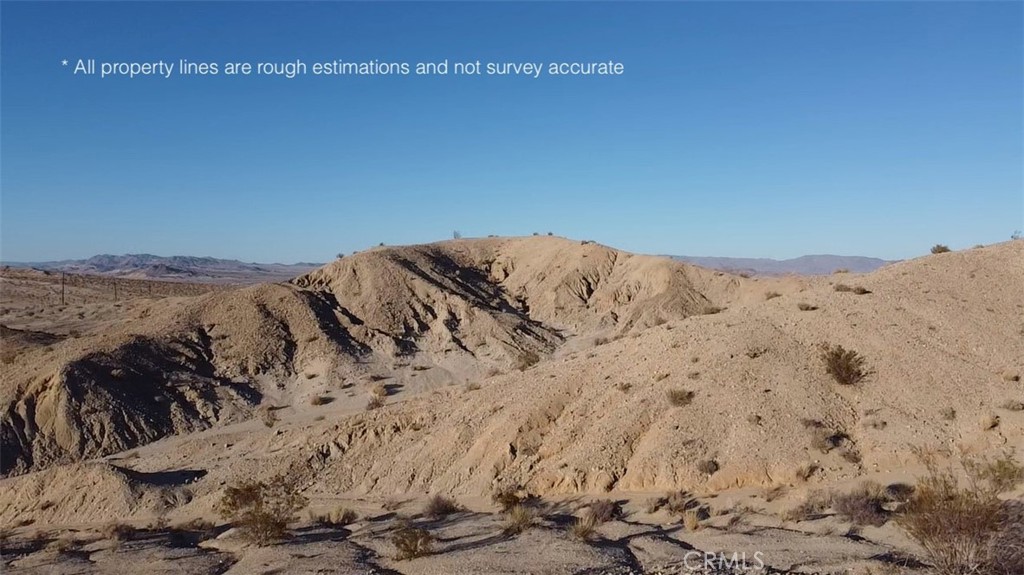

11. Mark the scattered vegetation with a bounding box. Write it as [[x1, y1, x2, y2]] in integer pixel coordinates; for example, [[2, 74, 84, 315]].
[[216, 474, 308, 545], [392, 523, 433, 560], [423, 495, 461, 519], [765, 291, 782, 300], [586, 499, 621, 524], [503, 504, 537, 535], [683, 508, 704, 531], [696, 459, 720, 476], [492, 486, 523, 512], [794, 463, 819, 482], [700, 305, 725, 315], [832, 482, 889, 527], [366, 396, 385, 410], [782, 490, 832, 522], [941, 407, 957, 421], [896, 452, 1024, 575], [981, 414, 1000, 430], [930, 244, 951, 254], [101, 522, 136, 542], [667, 388, 695, 407], [309, 395, 332, 406], [312, 507, 358, 527], [964, 452, 1024, 494], [745, 346, 767, 359], [835, 284, 871, 294], [569, 515, 598, 541], [820, 343, 869, 385], [653, 372, 670, 382]]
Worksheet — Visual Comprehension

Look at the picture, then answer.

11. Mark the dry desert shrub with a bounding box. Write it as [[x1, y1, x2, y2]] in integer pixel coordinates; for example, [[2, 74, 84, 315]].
[[423, 495, 461, 519], [765, 291, 782, 300], [697, 459, 720, 476], [645, 496, 666, 513], [820, 343, 868, 385], [852, 286, 872, 295], [896, 453, 1024, 575], [941, 407, 957, 421], [931, 244, 951, 254], [797, 303, 818, 311], [981, 414, 1000, 430], [964, 452, 1024, 494], [366, 396, 385, 411], [503, 504, 537, 535], [392, 523, 433, 560], [492, 486, 522, 512], [586, 499, 620, 524], [884, 483, 915, 503], [309, 395, 331, 406], [464, 382, 481, 392], [700, 305, 725, 315], [832, 482, 889, 527], [667, 388, 695, 407], [216, 474, 307, 545], [683, 508, 704, 531], [312, 507, 358, 527], [569, 514, 598, 541], [834, 284, 854, 292], [782, 490, 832, 522], [664, 490, 699, 517], [101, 522, 136, 542]]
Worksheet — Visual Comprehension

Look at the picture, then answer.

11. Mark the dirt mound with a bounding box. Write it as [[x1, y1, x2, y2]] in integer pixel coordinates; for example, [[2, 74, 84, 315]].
[[2, 237, 734, 476], [0, 462, 197, 525]]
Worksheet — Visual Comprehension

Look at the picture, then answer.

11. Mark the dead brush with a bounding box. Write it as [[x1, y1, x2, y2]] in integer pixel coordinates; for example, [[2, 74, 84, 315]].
[[216, 474, 308, 546], [585, 499, 621, 524], [491, 486, 522, 512], [832, 482, 889, 527], [897, 467, 999, 574], [101, 522, 136, 542], [569, 514, 598, 541], [820, 343, 869, 385], [423, 495, 461, 519], [782, 490, 832, 522], [392, 522, 433, 560], [312, 507, 358, 527], [502, 504, 537, 535], [667, 388, 695, 407]]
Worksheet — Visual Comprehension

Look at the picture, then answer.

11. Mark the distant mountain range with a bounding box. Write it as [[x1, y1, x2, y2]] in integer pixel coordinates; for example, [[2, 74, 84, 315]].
[[3, 251, 892, 284], [3, 254, 321, 284], [666, 254, 892, 276]]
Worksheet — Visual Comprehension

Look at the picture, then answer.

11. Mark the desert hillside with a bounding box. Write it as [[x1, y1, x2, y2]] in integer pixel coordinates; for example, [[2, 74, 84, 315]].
[[1, 237, 1021, 574], [1, 237, 743, 477]]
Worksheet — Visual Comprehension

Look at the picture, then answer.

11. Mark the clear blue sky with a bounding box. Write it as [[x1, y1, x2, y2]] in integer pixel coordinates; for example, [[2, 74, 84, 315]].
[[2, 1, 1021, 263]]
